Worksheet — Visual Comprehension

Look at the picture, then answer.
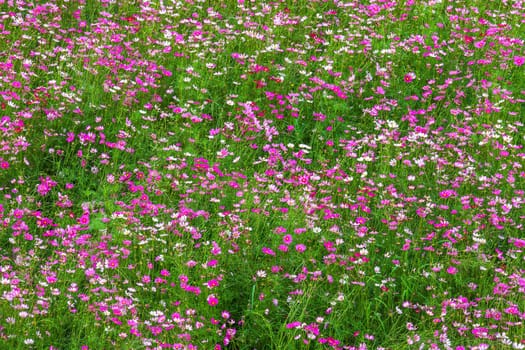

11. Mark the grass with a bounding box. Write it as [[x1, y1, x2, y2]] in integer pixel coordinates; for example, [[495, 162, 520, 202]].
[[0, 1, 524, 349]]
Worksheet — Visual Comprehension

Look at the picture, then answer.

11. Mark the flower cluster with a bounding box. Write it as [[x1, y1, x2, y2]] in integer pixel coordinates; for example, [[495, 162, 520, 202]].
[[0, 1, 524, 349]]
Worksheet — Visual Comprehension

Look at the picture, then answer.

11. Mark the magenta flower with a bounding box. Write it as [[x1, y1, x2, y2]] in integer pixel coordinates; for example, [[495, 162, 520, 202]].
[[446, 266, 458, 275], [404, 72, 415, 83], [286, 321, 301, 329], [474, 40, 486, 49], [37, 176, 57, 196], [439, 189, 457, 199], [512, 238, 525, 248], [207, 259, 218, 267], [278, 244, 288, 252], [262, 247, 276, 256], [472, 327, 489, 338], [206, 279, 219, 288], [493, 283, 510, 295], [367, 4, 381, 16], [304, 322, 319, 336], [514, 56, 524, 66], [107, 258, 119, 269], [78, 214, 90, 226], [295, 244, 306, 253], [207, 295, 218, 306], [298, 175, 310, 185]]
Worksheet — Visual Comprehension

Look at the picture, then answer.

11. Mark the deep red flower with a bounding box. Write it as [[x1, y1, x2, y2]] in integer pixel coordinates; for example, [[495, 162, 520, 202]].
[[463, 35, 474, 44]]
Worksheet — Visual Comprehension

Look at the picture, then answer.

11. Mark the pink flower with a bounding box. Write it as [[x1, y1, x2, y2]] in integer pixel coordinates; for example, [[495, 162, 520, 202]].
[[179, 275, 189, 284], [278, 244, 288, 252], [304, 322, 319, 336], [207, 295, 218, 306], [439, 189, 457, 199], [78, 214, 90, 225], [493, 282, 510, 295], [472, 327, 489, 338], [298, 175, 310, 185], [66, 132, 75, 142], [275, 226, 287, 234], [37, 176, 57, 196], [512, 238, 525, 248], [514, 56, 524, 66], [404, 73, 415, 83], [107, 258, 119, 269], [504, 305, 519, 315], [295, 244, 306, 253], [446, 266, 458, 275], [367, 4, 381, 16], [474, 40, 486, 49], [286, 321, 301, 329], [262, 247, 276, 256], [150, 326, 162, 336], [206, 279, 219, 288]]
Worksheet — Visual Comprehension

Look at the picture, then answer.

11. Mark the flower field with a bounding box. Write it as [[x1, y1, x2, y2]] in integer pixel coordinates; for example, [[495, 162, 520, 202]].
[[0, 1, 524, 349]]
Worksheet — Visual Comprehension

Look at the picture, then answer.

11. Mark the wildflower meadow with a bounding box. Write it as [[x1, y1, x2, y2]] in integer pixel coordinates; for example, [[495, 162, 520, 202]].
[[1, 0, 524, 349]]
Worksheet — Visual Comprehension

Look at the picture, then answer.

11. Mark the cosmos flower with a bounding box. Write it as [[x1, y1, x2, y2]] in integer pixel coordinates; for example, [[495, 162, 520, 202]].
[[404, 72, 416, 83], [207, 295, 219, 306]]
